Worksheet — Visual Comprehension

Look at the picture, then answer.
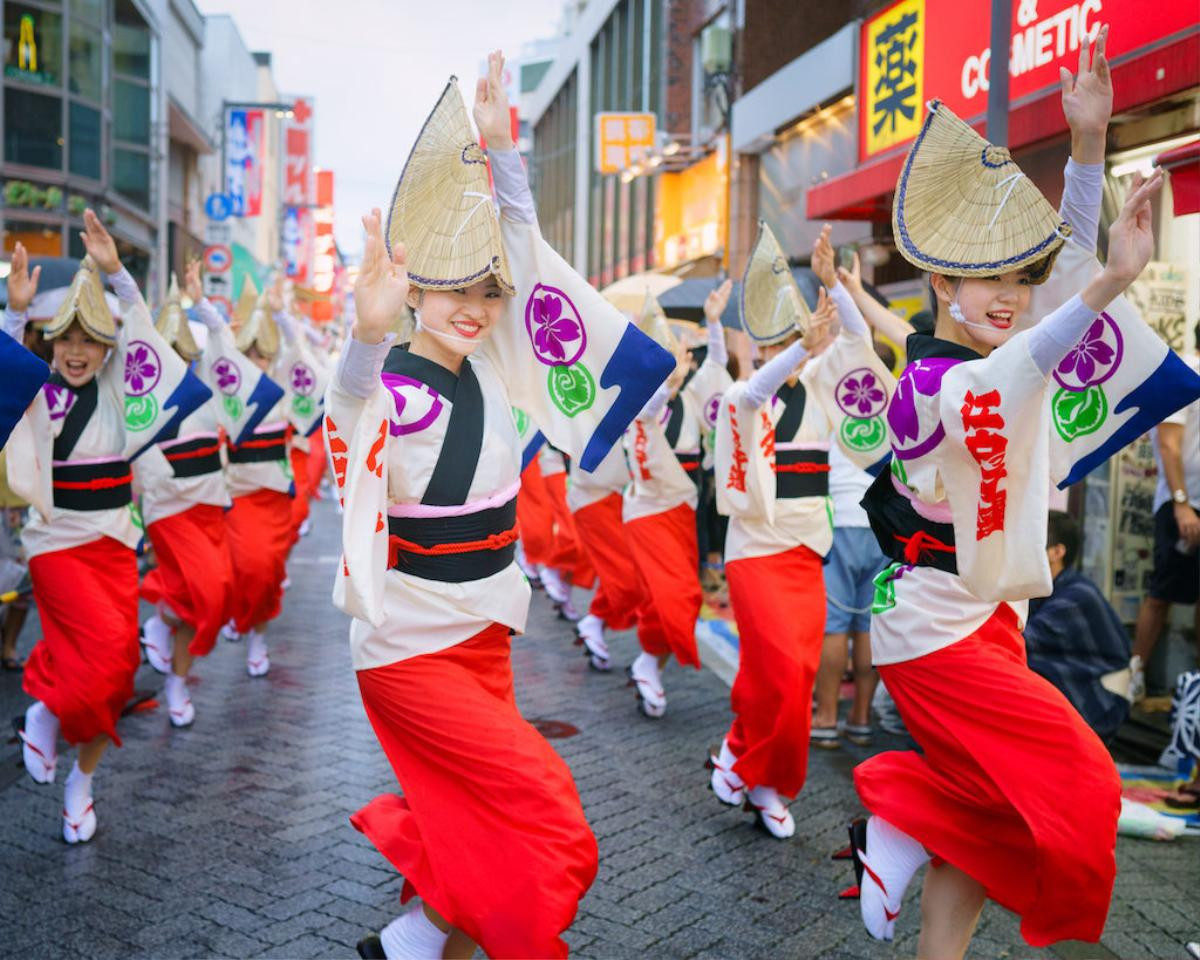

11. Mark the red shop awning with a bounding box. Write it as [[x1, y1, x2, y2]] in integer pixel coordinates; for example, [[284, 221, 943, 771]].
[[1157, 138, 1200, 217], [809, 30, 1200, 222]]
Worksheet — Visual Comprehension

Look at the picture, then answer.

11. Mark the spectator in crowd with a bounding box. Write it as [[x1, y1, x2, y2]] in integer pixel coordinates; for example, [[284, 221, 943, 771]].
[[1024, 511, 1131, 741], [1132, 347, 1200, 700]]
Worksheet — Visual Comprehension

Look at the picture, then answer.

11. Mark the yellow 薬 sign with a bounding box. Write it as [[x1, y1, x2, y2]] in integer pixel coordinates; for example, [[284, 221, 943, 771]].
[[863, 0, 925, 158]]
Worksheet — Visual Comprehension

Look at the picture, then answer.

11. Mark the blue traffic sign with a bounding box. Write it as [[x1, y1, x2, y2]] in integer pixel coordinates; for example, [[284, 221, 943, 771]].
[[205, 193, 233, 221]]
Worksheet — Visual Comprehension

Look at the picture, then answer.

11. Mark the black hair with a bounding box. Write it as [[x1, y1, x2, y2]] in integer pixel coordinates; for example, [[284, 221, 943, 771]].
[[1047, 510, 1080, 570]]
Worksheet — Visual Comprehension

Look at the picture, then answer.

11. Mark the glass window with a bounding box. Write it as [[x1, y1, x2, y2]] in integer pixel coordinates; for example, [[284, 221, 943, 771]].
[[3, 220, 63, 258], [4, 4, 63, 87], [4, 88, 63, 168], [72, 0, 104, 24], [113, 0, 150, 79], [113, 79, 149, 144], [69, 102, 101, 179], [113, 147, 149, 209], [69, 22, 102, 101]]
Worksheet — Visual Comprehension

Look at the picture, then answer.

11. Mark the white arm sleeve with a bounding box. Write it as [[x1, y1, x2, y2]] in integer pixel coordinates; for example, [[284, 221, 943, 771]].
[[1027, 293, 1099, 378], [488, 149, 536, 225], [743, 338, 809, 409], [336, 334, 394, 399], [3, 307, 28, 340], [274, 310, 296, 345], [194, 298, 226, 331], [1059, 158, 1104, 254], [828, 282, 869, 338], [638, 379, 673, 421], [706, 319, 728, 366], [109, 266, 141, 306]]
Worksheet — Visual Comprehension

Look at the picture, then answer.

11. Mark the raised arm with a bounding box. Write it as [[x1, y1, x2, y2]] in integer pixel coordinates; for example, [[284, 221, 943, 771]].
[[812, 225, 868, 339], [1057, 25, 1111, 252], [268, 275, 297, 344], [184, 259, 226, 331], [742, 297, 833, 409], [339, 209, 404, 398], [1028, 169, 1163, 377], [476, 50, 535, 226], [4, 242, 39, 339], [836, 251, 915, 345], [702, 279, 732, 367], [78, 209, 143, 312]]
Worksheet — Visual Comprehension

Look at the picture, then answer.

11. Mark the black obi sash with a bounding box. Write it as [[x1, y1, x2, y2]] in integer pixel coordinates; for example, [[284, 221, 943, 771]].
[[387, 497, 518, 582], [161, 436, 223, 478], [228, 426, 289, 463], [772, 381, 827, 499], [48, 375, 132, 511]]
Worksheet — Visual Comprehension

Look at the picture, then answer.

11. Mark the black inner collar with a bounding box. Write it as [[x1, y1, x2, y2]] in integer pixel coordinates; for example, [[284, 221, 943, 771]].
[[904, 332, 983, 363]]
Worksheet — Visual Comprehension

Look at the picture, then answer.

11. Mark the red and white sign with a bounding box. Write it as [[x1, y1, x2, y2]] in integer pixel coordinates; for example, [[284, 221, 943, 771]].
[[311, 171, 336, 323], [225, 108, 265, 217], [858, 0, 1198, 162], [203, 245, 231, 274], [283, 97, 314, 207]]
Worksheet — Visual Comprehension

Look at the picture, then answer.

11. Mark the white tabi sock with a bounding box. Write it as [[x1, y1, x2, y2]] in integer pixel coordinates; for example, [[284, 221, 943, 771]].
[[22, 700, 59, 784], [164, 673, 194, 726], [64, 761, 93, 814], [378, 905, 449, 960], [858, 815, 930, 940], [539, 565, 570, 604]]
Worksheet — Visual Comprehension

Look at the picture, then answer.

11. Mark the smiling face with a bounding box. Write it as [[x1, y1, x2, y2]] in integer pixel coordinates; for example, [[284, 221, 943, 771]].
[[408, 276, 505, 363], [932, 270, 1033, 353], [51, 321, 108, 387]]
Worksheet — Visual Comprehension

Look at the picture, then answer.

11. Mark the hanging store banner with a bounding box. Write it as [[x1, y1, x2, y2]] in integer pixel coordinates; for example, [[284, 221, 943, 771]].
[[283, 97, 314, 208], [225, 108, 265, 217], [859, 0, 1198, 162]]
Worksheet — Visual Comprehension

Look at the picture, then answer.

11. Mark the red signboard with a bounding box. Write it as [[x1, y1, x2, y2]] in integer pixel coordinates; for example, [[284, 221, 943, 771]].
[[283, 97, 314, 207], [859, 0, 1198, 163]]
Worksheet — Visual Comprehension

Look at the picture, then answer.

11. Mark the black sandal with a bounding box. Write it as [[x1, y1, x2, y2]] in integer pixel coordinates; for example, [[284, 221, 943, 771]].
[[1, 656, 23, 672]]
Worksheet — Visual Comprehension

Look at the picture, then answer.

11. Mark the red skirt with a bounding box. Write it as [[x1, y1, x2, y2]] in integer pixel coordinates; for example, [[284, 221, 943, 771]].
[[289, 446, 311, 540], [352, 623, 598, 959], [544, 471, 594, 589], [141, 504, 236, 658], [516, 461, 556, 568], [306, 424, 327, 494], [25, 537, 140, 746], [626, 504, 701, 668], [225, 489, 293, 632], [726, 546, 825, 796], [854, 605, 1120, 946], [573, 493, 644, 630]]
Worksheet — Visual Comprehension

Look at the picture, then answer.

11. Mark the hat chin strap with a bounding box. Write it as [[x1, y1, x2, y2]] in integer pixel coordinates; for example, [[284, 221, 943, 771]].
[[948, 280, 1000, 334], [414, 314, 479, 347]]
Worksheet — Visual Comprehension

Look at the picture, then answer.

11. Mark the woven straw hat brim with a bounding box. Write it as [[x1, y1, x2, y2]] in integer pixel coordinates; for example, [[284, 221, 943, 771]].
[[157, 300, 201, 360], [386, 78, 513, 297], [232, 277, 260, 329], [740, 221, 809, 346], [235, 301, 280, 358], [636, 288, 678, 355], [42, 256, 117, 346], [893, 100, 1069, 284]]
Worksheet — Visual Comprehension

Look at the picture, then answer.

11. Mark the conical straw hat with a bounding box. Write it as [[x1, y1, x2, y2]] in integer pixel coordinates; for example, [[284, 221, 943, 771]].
[[233, 278, 280, 358], [740, 221, 808, 346], [41, 255, 117, 345], [386, 78, 513, 296], [156, 273, 201, 360], [637, 288, 678, 354], [893, 100, 1069, 283]]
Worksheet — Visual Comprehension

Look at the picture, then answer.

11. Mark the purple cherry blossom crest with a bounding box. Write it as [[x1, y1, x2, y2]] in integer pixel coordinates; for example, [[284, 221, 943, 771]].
[[834, 368, 887, 418], [291, 362, 316, 396], [212, 358, 242, 396], [1053, 311, 1123, 392], [124, 341, 162, 397], [705, 393, 722, 427], [524, 283, 586, 367]]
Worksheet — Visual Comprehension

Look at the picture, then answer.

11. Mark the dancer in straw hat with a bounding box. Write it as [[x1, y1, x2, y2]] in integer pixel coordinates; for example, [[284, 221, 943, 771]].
[[621, 284, 733, 717], [706, 222, 894, 838], [848, 28, 1200, 955], [328, 52, 671, 959], [5, 212, 208, 842], [220, 278, 296, 676]]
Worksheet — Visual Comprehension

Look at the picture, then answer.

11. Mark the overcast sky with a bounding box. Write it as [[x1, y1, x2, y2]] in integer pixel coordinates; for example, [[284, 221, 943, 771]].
[[195, 0, 564, 257]]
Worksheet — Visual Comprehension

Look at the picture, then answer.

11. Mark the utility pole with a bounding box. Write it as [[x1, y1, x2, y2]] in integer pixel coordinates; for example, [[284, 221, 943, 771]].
[[986, 0, 1011, 145]]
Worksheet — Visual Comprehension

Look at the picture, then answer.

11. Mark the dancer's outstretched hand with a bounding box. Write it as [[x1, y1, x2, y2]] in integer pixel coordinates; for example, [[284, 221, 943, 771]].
[[812, 224, 838, 290], [704, 279, 733, 327], [1060, 25, 1111, 142], [354, 208, 408, 345], [184, 258, 203, 304], [80, 209, 121, 275], [474, 50, 514, 151], [1105, 169, 1163, 287], [7, 242, 40, 313]]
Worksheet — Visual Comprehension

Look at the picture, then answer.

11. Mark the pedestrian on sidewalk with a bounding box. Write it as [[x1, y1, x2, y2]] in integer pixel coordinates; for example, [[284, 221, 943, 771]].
[[709, 222, 894, 838], [6, 215, 208, 843], [328, 52, 671, 960]]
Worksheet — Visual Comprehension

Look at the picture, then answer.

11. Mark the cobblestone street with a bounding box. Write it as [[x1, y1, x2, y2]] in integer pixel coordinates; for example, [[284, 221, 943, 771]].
[[1, 498, 1196, 959]]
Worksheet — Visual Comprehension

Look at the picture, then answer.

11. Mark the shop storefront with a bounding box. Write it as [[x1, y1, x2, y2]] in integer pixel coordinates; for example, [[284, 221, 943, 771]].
[[654, 144, 728, 276], [807, 0, 1200, 622], [1, 0, 159, 287]]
